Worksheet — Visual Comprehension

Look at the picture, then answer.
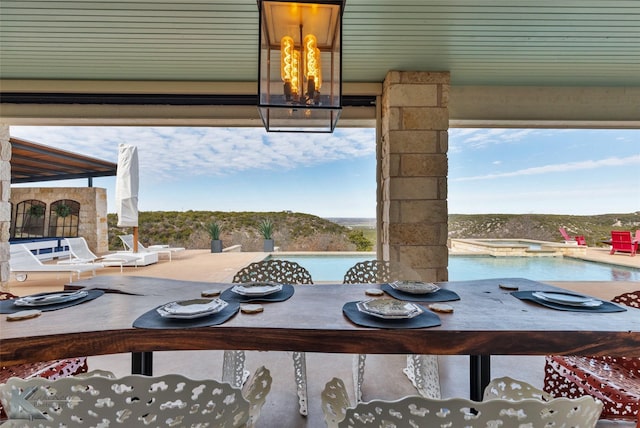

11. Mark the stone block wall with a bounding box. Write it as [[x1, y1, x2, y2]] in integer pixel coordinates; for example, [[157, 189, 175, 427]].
[[10, 187, 109, 254], [380, 71, 450, 282], [0, 125, 10, 292]]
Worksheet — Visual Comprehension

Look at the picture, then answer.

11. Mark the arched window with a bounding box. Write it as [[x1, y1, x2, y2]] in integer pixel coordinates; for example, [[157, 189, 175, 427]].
[[13, 200, 46, 238], [48, 199, 80, 237]]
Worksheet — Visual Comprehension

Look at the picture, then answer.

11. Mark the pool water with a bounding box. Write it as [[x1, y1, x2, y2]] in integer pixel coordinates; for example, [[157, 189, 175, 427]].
[[269, 254, 374, 282], [449, 256, 640, 282], [269, 254, 640, 282]]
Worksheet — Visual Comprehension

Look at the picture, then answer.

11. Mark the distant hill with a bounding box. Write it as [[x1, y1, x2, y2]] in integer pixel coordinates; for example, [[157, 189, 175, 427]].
[[108, 211, 640, 251], [107, 211, 374, 251], [448, 212, 640, 246], [326, 218, 376, 228]]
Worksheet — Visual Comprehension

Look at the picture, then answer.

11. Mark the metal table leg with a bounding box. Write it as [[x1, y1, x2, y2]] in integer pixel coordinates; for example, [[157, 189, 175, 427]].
[[132, 351, 153, 376], [470, 355, 491, 401]]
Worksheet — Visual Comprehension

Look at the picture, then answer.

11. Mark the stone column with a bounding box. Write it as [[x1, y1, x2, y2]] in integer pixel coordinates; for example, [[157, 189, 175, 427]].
[[0, 125, 11, 292], [380, 72, 449, 281]]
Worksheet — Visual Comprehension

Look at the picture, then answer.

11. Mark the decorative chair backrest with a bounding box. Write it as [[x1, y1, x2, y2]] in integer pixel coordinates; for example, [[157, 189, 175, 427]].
[[232, 260, 313, 284], [0, 291, 18, 300], [322, 377, 603, 428], [613, 290, 640, 308], [342, 260, 391, 284], [606, 291, 640, 376], [0, 370, 272, 428], [483, 376, 553, 401]]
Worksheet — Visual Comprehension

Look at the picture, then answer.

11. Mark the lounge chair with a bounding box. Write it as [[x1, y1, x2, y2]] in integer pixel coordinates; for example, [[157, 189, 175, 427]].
[[118, 234, 185, 261], [60, 237, 143, 272], [10, 244, 103, 282], [609, 230, 638, 256], [559, 226, 586, 245], [58, 237, 101, 264]]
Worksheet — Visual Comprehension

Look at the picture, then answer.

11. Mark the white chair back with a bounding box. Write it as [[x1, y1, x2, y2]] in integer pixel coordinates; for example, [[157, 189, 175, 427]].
[[64, 237, 99, 262], [322, 377, 603, 428], [1, 367, 272, 428], [9, 244, 45, 269]]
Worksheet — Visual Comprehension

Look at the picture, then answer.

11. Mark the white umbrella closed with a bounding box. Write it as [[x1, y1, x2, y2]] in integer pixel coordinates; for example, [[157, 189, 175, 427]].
[[115, 144, 139, 252]]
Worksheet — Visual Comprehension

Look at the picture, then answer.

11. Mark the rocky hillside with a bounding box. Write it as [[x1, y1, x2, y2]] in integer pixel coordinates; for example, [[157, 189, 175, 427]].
[[448, 212, 640, 246], [107, 211, 373, 252], [108, 211, 640, 251]]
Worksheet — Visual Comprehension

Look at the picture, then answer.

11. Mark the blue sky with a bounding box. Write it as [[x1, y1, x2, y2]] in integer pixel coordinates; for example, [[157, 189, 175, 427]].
[[10, 126, 640, 218]]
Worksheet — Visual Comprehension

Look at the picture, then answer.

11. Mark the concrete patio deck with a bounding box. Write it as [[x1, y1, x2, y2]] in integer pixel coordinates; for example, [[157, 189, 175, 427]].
[[4, 248, 638, 427]]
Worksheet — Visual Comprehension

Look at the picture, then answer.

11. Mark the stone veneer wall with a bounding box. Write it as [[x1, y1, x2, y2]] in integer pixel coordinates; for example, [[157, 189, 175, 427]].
[[0, 125, 10, 292], [379, 71, 450, 282], [10, 187, 109, 254]]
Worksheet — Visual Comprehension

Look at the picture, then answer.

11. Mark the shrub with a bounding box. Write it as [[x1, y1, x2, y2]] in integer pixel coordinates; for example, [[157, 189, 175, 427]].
[[258, 219, 274, 239], [206, 221, 221, 240]]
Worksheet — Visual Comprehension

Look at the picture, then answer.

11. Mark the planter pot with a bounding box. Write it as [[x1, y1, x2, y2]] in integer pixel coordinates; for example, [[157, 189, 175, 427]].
[[263, 239, 274, 252], [211, 240, 223, 253]]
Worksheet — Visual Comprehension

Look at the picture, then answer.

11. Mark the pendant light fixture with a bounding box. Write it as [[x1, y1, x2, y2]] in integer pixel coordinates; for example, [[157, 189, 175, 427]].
[[257, 0, 345, 132]]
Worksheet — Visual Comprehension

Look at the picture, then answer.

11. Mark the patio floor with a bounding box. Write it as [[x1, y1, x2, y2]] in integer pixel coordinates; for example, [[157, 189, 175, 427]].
[[5, 248, 638, 427]]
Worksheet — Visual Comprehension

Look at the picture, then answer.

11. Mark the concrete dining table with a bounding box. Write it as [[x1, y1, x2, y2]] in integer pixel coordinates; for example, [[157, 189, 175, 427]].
[[1, 276, 639, 402]]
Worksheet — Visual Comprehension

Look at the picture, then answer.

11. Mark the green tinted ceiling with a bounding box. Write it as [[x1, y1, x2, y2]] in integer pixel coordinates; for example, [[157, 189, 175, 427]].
[[1, 0, 639, 86]]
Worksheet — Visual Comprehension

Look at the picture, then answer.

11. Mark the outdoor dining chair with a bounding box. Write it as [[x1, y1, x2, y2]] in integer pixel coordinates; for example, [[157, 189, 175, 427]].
[[321, 376, 603, 428], [0, 291, 89, 420], [0, 366, 272, 428], [225, 259, 313, 416], [543, 290, 640, 426], [342, 260, 441, 402]]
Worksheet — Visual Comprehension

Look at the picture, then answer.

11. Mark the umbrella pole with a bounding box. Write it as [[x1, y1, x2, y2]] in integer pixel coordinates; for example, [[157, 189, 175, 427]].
[[133, 226, 139, 253]]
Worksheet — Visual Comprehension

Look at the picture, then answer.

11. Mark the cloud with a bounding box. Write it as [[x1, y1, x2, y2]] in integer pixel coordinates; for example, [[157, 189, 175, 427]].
[[11, 126, 376, 183], [453, 154, 640, 182], [448, 128, 538, 153]]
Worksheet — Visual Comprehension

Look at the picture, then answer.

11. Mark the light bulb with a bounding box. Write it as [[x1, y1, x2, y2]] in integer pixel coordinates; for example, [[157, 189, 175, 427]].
[[281, 36, 299, 100], [303, 34, 321, 93]]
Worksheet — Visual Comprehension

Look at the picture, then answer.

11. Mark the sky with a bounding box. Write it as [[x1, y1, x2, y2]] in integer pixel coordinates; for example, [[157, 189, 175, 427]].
[[10, 126, 640, 218]]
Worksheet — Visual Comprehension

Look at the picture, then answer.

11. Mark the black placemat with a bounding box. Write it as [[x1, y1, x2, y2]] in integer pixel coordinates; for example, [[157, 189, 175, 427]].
[[512, 291, 626, 313], [220, 284, 295, 303], [381, 284, 460, 302], [0, 290, 105, 314], [133, 301, 240, 329], [342, 301, 441, 329]]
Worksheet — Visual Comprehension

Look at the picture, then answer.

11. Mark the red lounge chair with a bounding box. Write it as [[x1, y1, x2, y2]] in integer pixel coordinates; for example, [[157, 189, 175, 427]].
[[609, 230, 638, 256], [558, 227, 586, 246]]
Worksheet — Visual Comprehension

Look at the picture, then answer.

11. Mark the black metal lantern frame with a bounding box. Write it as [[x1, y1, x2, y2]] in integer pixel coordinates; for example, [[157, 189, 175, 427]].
[[257, 0, 345, 133]]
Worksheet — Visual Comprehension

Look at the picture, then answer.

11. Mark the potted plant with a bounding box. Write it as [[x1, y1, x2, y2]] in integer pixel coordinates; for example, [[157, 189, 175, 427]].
[[258, 218, 275, 252], [207, 221, 223, 253]]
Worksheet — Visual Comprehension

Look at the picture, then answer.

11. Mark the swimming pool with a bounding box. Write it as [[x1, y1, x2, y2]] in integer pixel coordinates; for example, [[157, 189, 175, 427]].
[[449, 238, 586, 257], [268, 253, 640, 282]]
